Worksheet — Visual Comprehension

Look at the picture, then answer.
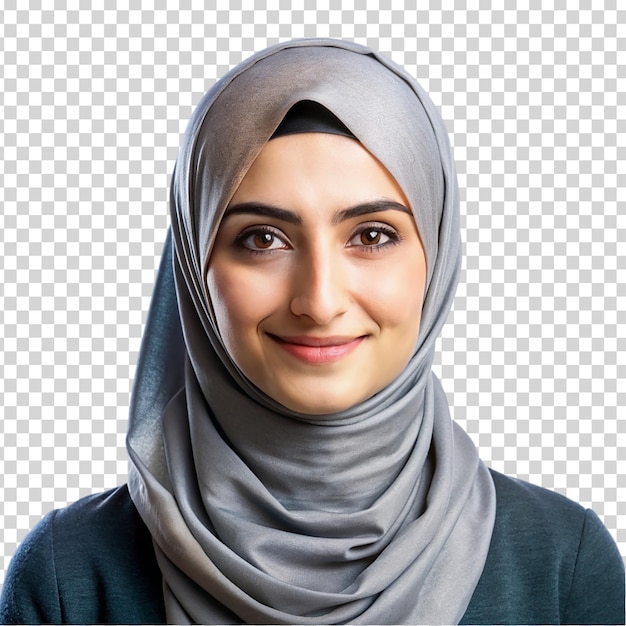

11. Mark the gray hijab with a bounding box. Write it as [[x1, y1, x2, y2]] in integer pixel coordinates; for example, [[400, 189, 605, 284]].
[[127, 38, 496, 624]]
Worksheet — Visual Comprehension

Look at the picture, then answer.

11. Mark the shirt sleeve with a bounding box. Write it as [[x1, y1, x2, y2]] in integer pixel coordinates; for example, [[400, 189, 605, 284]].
[[563, 507, 625, 625], [0, 511, 63, 625]]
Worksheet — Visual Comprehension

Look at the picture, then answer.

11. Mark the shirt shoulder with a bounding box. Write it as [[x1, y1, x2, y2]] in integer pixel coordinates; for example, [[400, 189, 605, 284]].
[[462, 469, 625, 624], [0, 485, 165, 625]]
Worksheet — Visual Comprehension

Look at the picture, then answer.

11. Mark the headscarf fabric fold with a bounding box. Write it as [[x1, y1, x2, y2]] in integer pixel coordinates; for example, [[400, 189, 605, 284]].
[[127, 38, 496, 624]]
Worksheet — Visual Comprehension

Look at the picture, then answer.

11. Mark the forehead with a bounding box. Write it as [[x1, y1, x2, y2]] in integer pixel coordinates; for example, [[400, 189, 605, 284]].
[[229, 132, 410, 212]]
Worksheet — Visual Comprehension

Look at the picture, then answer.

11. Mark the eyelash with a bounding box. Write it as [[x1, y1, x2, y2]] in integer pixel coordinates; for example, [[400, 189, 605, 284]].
[[348, 223, 401, 252], [233, 222, 402, 256], [233, 226, 290, 256]]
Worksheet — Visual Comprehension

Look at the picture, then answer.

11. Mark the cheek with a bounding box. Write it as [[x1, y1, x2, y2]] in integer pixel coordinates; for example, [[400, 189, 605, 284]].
[[208, 269, 250, 342], [207, 263, 281, 345], [356, 254, 427, 336]]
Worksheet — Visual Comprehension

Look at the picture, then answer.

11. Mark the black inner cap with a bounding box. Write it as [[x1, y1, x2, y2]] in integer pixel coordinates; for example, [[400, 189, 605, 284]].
[[271, 100, 355, 139]]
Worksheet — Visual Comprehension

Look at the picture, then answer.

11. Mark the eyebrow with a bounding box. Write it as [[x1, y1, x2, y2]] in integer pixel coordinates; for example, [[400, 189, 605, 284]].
[[332, 200, 412, 224], [223, 199, 412, 225], [224, 203, 303, 224]]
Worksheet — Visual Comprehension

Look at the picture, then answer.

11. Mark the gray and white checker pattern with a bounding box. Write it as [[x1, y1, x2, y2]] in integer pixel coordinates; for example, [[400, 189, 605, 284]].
[[1, 2, 624, 590]]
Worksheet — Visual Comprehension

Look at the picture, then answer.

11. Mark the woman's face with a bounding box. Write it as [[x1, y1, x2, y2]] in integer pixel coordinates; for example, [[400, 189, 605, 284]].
[[207, 132, 427, 415]]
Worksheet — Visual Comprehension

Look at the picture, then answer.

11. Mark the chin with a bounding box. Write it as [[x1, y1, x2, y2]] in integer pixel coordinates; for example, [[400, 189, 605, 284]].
[[276, 388, 371, 417]]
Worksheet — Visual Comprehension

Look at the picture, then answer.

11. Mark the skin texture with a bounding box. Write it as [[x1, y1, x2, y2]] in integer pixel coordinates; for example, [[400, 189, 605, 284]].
[[207, 133, 427, 415]]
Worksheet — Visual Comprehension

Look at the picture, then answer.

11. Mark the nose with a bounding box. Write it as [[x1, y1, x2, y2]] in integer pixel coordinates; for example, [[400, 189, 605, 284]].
[[290, 246, 350, 325]]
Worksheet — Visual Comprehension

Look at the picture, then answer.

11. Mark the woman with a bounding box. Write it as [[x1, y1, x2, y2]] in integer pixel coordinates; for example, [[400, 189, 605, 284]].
[[1, 39, 623, 625]]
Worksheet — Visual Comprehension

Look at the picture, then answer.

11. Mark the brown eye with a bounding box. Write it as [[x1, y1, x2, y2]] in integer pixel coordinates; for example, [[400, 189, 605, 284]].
[[347, 224, 398, 251], [254, 232, 275, 249], [360, 229, 382, 245], [236, 227, 289, 252]]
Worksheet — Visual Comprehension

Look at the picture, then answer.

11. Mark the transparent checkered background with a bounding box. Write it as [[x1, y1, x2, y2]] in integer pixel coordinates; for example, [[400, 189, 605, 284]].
[[1, 1, 624, 590]]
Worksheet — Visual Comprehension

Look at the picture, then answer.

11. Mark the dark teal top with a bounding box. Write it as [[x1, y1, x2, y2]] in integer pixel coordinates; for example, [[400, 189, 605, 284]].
[[1, 470, 624, 624]]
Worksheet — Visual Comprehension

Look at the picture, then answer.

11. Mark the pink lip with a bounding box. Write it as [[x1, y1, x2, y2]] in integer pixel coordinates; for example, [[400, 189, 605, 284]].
[[268, 334, 365, 364]]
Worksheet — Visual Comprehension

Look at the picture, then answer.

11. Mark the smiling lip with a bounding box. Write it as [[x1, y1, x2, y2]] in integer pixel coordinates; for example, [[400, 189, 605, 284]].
[[268, 334, 365, 364]]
